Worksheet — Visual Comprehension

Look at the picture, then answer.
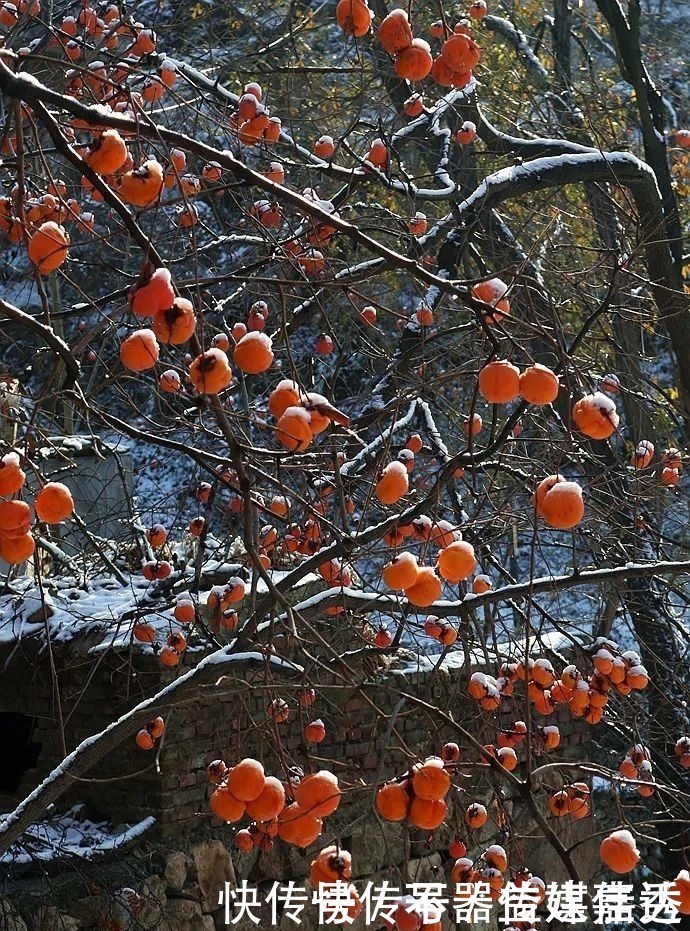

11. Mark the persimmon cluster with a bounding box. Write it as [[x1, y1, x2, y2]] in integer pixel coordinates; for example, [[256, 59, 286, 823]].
[[452, 844, 545, 905], [135, 715, 165, 750], [132, 623, 187, 667], [381, 510, 484, 608], [0, 453, 74, 564], [268, 379, 350, 452], [337, 0, 483, 92], [375, 746, 458, 830], [547, 782, 591, 819], [618, 744, 655, 797], [207, 757, 342, 850], [467, 638, 648, 724]]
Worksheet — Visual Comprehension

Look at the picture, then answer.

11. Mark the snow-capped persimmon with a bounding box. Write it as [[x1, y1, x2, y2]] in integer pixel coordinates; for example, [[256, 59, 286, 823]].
[[497, 747, 517, 770], [0, 452, 25, 497], [152, 297, 197, 345], [304, 719, 326, 743], [267, 697, 290, 723], [464, 802, 488, 829], [269, 495, 290, 517], [27, 221, 69, 273], [382, 551, 419, 590], [119, 159, 164, 207], [395, 39, 433, 81], [483, 844, 507, 872], [336, 0, 372, 36], [469, 0, 487, 19], [519, 364, 560, 405], [233, 332, 274, 374], [131, 268, 175, 317], [314, 135, 335, 159], [423, 615, 442, 638], [436, 621, 458, 647], [471, 277, 510, 322], [599, 829, 640, 874], [315, 334, 334, 355], [293, 770, 341, 818], [268, 380, 303, 418], [463, 413, 483, 436], [378, 7, 412, 53], [572, 392, 619, 440], [478, 359, 520, 404], [366, 138, 388, 168], [265, 161, 285, 184], [403, 94, 424, 118], [141, 559, 172, 582], [662, 466, 680, 486], [412, 757, 451, 801], [437, 540, 476, 582], [376, 461, 409, 505], [159, 370, 181, 393], [534, 475, 584, 530], [631, 440, 654, 469], [34, 482, 74, 524], [159, 58, 177, 87], [407, 212, 427, 236], [146, 524, 167, 548], [472, 574, 492, 594], [120, 328, 160, 372], [84, 129, 128, 174], [173, 598, 195, 623], [189, 348, 233, 394], [275, 406, 313, 451], [159, 645, 180, 667], [663, 447, 682, 470], [455, 120, 477, 144]]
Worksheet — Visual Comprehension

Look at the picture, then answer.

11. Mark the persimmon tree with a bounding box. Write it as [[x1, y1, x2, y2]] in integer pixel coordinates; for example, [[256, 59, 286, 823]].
[[1, 0, 690, 921]]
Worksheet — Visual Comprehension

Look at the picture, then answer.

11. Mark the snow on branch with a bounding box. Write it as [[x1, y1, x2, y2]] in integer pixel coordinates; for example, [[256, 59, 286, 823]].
[[340, 400, 419, 477], [276, 560, 690, 624], [455, 150, 660, 221], [484, 14, 550, 81]]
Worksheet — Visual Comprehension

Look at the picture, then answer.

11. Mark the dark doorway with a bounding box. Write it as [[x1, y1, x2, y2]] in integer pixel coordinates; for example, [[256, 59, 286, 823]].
[[0, 713, 42, 794]]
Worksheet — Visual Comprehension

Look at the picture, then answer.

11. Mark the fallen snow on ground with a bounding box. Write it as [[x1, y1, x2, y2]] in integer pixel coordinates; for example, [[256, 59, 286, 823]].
[[0, 804, 155, 865]]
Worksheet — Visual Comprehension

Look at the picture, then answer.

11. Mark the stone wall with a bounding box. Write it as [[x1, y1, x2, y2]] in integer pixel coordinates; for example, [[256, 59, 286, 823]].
[[0, 641, 605, 931], [0, 642, 592, 833]]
